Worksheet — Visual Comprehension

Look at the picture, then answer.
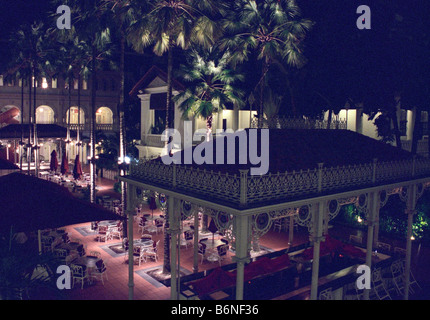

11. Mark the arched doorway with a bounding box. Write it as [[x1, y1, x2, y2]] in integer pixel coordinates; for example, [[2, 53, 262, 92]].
[[96, 106, 113, 130], [36, 105, 55, 124], [66, 106, 85, 129]]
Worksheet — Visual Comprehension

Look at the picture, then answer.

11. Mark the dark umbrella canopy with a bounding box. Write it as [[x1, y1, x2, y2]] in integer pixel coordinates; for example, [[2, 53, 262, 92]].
[[50, 150, 58, 172], [73, 154, 82, 180], [60, 152, 68, 175], [208, 218, 219, 242], [0, 158, 19, 170], [0, 172, 124, 233]]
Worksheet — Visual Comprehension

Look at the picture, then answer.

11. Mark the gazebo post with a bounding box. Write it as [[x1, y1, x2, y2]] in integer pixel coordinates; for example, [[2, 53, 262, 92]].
[[169, 195, 180, 300], [127, 183, 135, 300], [193, 208, 199, 273], [404, 183, 417, 300], [288, 213, 295, 245], [233, 214, 251, 300], [310, 201, 324, 300], [363, 190, 378, 300]]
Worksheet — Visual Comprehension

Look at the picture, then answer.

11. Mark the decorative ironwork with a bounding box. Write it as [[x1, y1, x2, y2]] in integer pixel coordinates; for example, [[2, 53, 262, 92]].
[[296, 204, 312, 228], [130, 156, 430, 206]]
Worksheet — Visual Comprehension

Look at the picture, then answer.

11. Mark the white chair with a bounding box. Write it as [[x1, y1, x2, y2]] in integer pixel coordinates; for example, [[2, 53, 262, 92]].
[[53, 248, 70, 262], [215, 244, 229, 266], [89, 250, 101, 259], [319, 287, 333, 300], [349, 234, 362, 245], [371, 268, 392, 300], [273, 218, 284, 232], [394, 247, 406, 256], [71, 264, 90, 289], [155, 219, 164, 234], [143, 240, 160, 262], [198, 243, 207, 264], [110, 227, 122, 240], [183, 230, 194, 248], [133, 246, 146, 266], [91, 260, 108, 285], [390, 259, 405, 296], [97, 226, 111, 242], [377, 241, 391, 253], [400, 259, 421, 294], [141, 234, 152, 241]]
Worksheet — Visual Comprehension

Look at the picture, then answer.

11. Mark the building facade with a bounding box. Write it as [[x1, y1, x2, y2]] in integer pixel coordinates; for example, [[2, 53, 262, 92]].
[[130, 66, 429, 160], [0, 71, 120, 163]]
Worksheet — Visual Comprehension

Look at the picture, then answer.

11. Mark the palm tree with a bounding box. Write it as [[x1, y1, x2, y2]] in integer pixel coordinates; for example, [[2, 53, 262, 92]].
[[129, 0, 225, 275], [129, 0, 225, 131], [174, 48, 244, 140], [221, 0, 313, 126], [7, 22, 52, 176], [100, 0, 143, 238], [56, 0, 113, 203]]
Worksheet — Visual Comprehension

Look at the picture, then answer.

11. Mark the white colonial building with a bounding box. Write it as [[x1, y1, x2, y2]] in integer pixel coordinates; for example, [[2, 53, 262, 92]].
[[0, 71, 120, 164]]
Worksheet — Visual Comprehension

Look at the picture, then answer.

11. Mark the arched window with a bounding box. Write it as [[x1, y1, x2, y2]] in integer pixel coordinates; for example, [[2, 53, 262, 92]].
[[36, 105, 55, 124], [96, 107, 113, 124], [66, 107, 85, 125], [96, 107, 113, 130]]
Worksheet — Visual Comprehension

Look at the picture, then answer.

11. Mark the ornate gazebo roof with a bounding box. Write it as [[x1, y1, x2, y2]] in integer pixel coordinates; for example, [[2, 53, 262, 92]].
[[128, 129, 430, 209]]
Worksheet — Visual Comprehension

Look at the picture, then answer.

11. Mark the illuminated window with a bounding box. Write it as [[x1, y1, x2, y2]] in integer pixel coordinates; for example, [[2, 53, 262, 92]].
[[36, 105, 55, 124]]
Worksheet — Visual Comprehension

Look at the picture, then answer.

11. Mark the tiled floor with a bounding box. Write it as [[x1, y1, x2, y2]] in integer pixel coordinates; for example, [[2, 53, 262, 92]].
[[37, 173, 430, 300]]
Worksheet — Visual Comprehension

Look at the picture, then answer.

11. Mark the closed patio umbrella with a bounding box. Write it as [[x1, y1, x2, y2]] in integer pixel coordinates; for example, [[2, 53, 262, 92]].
[[50, 150, 58, 173], [73, 154, 82, 180], [208, 218, 219, 244], [60, 152, 68, 175]]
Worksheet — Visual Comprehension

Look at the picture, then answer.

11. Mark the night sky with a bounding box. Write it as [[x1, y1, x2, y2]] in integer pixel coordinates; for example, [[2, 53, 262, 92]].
[[0, 0, 429, 113]]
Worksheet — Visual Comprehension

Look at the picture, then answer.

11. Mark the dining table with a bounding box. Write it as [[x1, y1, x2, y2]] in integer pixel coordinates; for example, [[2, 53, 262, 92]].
[[72, 255, 102, 274], [56, 241, 81, 254], [200, 239, 225, 249], [134, 239, 153, 249]]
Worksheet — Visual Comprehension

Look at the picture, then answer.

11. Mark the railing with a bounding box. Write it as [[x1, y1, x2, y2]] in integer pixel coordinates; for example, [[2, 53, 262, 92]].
[[142, 134, 165, 148], [129, 156, 430, 206], [250, 117, 347, 130]]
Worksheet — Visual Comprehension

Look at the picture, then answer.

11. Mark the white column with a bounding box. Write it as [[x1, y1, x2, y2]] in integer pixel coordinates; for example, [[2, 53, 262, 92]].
[[233, 214, 251, 300], [232, 106, 239, 131], [138, 94, 151, 144], [310, 201, 324, 300]]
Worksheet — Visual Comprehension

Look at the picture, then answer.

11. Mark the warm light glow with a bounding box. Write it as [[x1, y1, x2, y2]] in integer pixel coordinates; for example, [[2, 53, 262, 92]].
[[357, 216, 363, 223], [411, 236, 415, 240], [42, 78, 48, 89]]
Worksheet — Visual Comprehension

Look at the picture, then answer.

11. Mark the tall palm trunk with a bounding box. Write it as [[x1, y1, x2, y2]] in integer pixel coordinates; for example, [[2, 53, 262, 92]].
[[90, 45, 97, 204], [67, 78, 72, 158], [163, 44, 173, 275], [77, 74, 81, 156], [27, 74, 32, 175], [33, 71, 39, 177], [119, 33, 127, 238], [19, 78, 24, 172], [166, 43, 174, 132], [258, 60, 268, 128]]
